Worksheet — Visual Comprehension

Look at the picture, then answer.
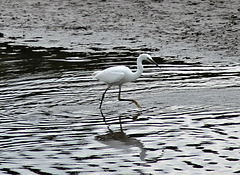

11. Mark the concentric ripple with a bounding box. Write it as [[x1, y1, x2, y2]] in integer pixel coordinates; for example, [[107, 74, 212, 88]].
[[0, 43, 239, 174]]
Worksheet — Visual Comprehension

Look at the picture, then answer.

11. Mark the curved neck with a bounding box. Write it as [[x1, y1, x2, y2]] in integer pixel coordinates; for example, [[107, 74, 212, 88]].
[[132, 56, 144, 80]]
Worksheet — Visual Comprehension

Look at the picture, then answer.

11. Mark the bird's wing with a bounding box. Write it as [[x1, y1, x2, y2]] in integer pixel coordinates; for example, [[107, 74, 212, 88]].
[[95, 69, 125, 84]]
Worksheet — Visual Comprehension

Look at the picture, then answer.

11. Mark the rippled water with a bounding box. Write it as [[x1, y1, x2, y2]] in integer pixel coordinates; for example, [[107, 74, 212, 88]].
[[0, 42, 240, 174]]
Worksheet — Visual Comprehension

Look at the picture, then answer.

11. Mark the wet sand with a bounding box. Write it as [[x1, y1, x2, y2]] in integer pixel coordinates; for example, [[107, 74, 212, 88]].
[[1, 0, 239, 65]]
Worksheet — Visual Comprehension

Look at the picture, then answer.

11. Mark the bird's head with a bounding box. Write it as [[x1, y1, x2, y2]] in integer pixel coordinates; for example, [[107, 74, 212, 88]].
[[139, 54, 160, 68]]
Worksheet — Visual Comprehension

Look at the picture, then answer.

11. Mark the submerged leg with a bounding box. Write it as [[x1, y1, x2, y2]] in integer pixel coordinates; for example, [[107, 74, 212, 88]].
[[99, 86, 111, 109], [118, 85, 141, 108], [119, 115, 123, 132], [99, 108, 106, 123]]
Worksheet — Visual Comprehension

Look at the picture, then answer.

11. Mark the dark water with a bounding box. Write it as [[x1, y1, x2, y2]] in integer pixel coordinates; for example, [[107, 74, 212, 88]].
[[0, 42, 240, 174]]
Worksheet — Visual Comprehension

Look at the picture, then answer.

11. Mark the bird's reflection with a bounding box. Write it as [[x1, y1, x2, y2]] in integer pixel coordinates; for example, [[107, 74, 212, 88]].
[[95, 109, 146, 161]]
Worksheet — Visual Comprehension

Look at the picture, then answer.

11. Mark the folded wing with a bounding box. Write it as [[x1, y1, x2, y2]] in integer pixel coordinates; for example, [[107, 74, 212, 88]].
[[93, 67, 125, 84]]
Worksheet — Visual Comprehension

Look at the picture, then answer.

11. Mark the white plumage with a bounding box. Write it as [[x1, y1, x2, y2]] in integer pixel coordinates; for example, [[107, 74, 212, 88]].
[[93, 54, 159, 108], [94, 66, 134, 85]]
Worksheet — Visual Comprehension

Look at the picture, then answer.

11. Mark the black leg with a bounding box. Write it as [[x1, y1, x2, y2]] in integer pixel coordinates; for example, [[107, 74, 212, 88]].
[[119, 115, 123, 132], [118, 85, 141, 108], [99, 86, 111, 109]]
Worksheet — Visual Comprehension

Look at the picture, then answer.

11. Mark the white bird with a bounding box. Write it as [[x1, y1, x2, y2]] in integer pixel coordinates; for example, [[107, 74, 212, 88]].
[[93, 54, 159, 109]]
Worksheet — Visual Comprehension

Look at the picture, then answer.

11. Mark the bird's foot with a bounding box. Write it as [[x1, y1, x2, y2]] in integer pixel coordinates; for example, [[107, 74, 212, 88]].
[[132, 99, 142, 108]]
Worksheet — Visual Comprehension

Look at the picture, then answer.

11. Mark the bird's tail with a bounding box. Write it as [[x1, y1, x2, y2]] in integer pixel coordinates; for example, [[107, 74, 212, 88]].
[[92, 71, 101, 79]]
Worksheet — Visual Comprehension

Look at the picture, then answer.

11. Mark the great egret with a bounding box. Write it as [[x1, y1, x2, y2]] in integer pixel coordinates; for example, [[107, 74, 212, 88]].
[[93, 54, 159, 108]]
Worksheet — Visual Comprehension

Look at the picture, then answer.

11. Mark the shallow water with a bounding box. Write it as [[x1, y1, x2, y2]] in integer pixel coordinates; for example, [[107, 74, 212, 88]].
[[0, 43, 240, 174]]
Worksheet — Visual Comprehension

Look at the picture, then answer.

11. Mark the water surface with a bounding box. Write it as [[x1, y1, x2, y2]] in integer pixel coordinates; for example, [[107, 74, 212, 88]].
[[0, 43, 240, 174]]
